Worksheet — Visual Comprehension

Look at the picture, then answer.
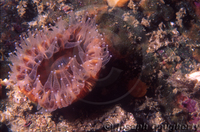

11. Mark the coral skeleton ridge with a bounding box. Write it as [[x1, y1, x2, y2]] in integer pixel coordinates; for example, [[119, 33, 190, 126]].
[[8, 14, 111, 112]]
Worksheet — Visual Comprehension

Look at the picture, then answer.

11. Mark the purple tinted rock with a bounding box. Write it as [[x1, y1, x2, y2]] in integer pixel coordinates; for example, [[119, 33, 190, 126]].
[[182, 99, 197, 113]]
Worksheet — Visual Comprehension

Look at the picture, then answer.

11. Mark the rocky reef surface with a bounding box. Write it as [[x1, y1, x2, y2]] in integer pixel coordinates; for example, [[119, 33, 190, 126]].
[[0, 0, 200, 131]]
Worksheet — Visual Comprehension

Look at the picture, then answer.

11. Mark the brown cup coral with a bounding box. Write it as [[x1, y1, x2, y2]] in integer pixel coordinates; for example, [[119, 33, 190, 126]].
[[8, 13, 111, 112]]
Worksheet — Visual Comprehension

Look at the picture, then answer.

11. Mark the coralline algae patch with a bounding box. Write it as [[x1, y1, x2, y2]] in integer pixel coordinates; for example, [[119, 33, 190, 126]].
[[8, 13, 111, 112]]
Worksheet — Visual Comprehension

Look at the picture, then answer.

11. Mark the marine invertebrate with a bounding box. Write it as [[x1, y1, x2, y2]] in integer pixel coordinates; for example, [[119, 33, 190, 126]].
[[8, 13, 111, 112], [127, 77, 148, 98], [107, 0, 129, 8]]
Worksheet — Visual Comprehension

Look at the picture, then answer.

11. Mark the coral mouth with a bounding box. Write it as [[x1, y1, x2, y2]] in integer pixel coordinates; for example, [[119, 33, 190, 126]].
[[37, 48, 74, 86]]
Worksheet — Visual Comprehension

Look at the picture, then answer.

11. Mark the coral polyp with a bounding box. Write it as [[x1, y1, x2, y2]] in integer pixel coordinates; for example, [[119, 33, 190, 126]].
[[8, 14, 111, 112]]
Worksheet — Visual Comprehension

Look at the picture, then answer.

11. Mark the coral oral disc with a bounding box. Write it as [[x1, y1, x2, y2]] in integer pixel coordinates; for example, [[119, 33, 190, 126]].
[[8, 14, 111, 112]]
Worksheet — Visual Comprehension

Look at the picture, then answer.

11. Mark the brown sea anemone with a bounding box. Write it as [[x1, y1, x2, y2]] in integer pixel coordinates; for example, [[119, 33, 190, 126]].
[[8, 13, 111, 112]]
